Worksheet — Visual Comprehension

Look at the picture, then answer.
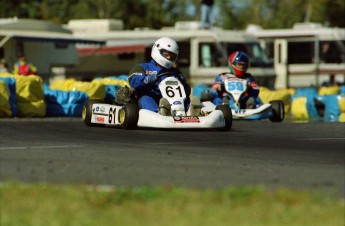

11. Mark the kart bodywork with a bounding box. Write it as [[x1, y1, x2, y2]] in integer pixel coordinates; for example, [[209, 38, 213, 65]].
[[82, 75, 233, 130], [218, 73, 284, 122]]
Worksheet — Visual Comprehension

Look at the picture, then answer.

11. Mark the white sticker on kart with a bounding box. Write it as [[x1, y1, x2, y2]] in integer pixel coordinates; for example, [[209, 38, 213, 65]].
[[159, 77, 186, 99], [223, 77, 248, 105], [92, 104, 123, 125]]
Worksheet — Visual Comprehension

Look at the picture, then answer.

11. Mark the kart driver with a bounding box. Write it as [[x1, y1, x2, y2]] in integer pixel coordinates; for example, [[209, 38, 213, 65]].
[[205, 51, 260, 109], [127, 37, 200, 116]]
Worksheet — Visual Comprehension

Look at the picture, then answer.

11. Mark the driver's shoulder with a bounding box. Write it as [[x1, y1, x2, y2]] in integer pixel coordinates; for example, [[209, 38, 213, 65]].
[[245, 72, 254, 78], [129, 64, 145, 75]]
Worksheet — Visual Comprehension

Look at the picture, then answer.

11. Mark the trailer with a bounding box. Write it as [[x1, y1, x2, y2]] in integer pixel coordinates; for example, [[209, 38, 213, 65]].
[[68, 20, 275, 88], [247, 22, 345, 88]]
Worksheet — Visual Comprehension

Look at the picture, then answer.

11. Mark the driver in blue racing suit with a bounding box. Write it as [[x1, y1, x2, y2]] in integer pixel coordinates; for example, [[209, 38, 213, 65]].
[[207, 51, 260, 109], [128, 37, 195, 116]]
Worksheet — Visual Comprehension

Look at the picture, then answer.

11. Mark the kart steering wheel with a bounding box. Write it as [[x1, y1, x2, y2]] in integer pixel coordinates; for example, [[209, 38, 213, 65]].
[[156, 71, 185, 84]]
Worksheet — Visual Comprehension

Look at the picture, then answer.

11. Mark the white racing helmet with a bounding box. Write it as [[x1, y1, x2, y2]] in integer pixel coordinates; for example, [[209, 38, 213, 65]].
[[151, 37, 179, 68]]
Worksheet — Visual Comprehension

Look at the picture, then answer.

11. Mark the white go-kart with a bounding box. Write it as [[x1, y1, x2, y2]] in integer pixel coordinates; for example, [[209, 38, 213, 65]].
[[220, 73, 284, 122], [82, 73, 232, 131]]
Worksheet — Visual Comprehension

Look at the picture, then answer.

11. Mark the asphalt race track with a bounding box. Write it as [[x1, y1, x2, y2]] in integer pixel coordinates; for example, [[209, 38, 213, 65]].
[[0, 118, 344, 196]]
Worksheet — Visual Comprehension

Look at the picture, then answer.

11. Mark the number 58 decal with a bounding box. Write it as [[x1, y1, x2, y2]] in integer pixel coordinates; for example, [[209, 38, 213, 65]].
[[227, 81, 244, 91]]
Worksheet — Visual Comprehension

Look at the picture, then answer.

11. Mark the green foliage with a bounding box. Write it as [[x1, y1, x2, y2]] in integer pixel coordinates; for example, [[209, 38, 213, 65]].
[[0, 0, 344, 29], [310, 0, 345, 27], [218, 0, 345, 29]]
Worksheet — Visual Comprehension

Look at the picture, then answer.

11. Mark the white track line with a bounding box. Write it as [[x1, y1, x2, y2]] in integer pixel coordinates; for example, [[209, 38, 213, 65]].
[[297, 138, 345, 141], [0, 145, 84, 150], [147, 141, 235, 145]]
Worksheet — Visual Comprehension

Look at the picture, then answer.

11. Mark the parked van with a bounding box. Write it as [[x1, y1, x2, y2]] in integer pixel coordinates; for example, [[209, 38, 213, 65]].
[[68, 20, 275, 87], [0, 18, 104, 81], [247, 23, 345, 88]]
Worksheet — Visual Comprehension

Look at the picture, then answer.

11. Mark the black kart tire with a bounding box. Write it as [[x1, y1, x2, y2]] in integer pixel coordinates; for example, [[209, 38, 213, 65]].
[[216, 104, 232, 131], [82, 99, 104, 126], [121, 103, 139, 130], [269, 100, 284, 122]]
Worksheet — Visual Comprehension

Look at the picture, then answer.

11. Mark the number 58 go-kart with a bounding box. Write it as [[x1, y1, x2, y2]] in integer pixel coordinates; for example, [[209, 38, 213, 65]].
[[221, 73, 284, 122], [82, 73, 233, 131]]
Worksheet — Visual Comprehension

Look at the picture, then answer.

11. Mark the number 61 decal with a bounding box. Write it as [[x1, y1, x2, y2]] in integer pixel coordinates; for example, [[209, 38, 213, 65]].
[[165, 85, 183, 98]]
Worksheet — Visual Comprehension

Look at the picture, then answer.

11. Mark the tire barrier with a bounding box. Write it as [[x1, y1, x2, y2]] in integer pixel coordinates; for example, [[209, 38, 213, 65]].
[[15, 75, 46, 117], [0, 73, 344, 121], [44, 84, 88, 117], [0, 76, 17, 117], [0, 80, 12, 117]]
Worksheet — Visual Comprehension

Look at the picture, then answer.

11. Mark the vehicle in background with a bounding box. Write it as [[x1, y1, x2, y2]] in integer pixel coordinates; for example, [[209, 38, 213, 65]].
[[0, 18, 104, 82], [219, 72, 284, 122], [247, 23, 345, 89], [68, 20, 275, 88]]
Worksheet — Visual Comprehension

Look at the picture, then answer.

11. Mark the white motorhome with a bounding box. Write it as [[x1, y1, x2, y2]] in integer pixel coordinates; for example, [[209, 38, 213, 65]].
[[68, 20, 275, 87], [247, 23, 345, 88], [0, 18, 104, 81]]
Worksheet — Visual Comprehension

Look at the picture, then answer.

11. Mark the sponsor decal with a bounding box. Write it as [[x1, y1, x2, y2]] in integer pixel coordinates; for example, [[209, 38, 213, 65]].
[[100, 107, 105, 112], [224, 77, 242, 82], [247, 81, 258, 89], [130, 72, 142, 76], [234, 109, 246, 114], [96, 116, 105, 122], [174, 116, 200, 123], [173, 101, 182, 105], [96, 106, 99, 112], [145, 70, 158, 75], [166, 81, 178, 85]]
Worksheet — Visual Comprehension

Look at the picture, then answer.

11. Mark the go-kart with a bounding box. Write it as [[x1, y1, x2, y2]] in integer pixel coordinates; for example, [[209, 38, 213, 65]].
[[212, 73, 284, 122], [82, 73, 233, 131]]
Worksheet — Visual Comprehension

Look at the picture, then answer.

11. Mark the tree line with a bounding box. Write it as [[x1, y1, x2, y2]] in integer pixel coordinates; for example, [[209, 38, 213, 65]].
[[1, 0, 344, 29]]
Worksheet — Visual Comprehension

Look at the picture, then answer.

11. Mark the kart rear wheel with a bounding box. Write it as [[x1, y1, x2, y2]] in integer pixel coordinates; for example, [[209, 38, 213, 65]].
[[269, 100, 284, 122], [216, 105, 232, 131], [120, 103, 139, 130], [82, 99, 104, 126]]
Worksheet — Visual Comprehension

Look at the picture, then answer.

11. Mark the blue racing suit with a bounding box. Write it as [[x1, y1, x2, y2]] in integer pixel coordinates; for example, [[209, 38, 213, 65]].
[[128, 59, 191, 112], [210, 72, 260, 108]]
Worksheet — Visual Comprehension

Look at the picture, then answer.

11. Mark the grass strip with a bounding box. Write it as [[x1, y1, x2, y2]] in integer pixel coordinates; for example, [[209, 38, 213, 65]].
[[1, 181, 344, 226]]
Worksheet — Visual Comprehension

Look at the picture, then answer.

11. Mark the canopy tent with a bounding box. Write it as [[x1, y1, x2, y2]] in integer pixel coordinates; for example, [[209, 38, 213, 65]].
[[0, 18, 105, 47], [0, 31, 105, 48]]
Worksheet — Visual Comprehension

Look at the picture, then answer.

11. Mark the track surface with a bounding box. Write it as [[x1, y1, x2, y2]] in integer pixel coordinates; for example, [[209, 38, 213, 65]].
[[0, 118, 344, 195]]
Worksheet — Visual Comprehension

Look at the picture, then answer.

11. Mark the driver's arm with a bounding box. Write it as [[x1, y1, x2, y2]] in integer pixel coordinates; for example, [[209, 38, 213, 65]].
[[128, 64, 147, 89], [211, 76, 222, 91], [247, 76, 259, 97]]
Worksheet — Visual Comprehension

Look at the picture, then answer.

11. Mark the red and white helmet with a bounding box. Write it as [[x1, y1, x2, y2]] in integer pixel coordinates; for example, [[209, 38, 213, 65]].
[[151, 37, 179, 69], [228, 51, 250, 77]]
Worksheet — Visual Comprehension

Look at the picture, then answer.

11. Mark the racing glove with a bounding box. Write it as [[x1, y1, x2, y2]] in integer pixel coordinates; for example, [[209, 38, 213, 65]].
[[212, 81, 224, 92], [144, 74, 157, 84], [115, 85, 136, 105]]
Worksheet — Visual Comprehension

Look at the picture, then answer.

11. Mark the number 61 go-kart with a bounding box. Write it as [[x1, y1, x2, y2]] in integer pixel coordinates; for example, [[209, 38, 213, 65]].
[[82, 73, 233, 131], [221, 73, 284, 122]]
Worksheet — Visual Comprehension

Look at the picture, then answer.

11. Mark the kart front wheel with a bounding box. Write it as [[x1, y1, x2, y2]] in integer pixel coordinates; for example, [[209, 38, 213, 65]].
[[269, 100, 284, 122], [216, 105, 232, 131], [120, 103, 139, 130], [82, 99, 104, 126]]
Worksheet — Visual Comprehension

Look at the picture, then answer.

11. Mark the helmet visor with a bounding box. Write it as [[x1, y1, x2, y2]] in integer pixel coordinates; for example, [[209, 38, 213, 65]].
[[160, 49, 178, 62], [232, 61, 248, 71]]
